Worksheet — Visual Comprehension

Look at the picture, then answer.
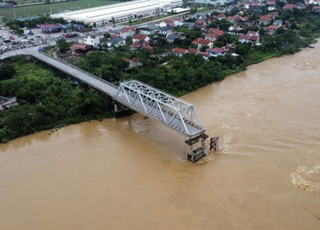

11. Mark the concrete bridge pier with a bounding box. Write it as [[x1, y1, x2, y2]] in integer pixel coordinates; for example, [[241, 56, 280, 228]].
[[185, 133, 209, 163], [113, 100, 131, 118]]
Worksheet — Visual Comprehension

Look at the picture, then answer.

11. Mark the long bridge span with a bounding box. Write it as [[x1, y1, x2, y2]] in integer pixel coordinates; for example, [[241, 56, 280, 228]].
[[1, 48, 208, 162]]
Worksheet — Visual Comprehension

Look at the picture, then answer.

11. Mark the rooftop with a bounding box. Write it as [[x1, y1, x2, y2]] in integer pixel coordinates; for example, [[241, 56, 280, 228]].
[[51, 0, 181, 23]]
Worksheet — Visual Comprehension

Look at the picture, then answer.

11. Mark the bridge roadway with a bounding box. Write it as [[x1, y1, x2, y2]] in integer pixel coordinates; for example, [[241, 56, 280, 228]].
[[1, 47, 206, 139]]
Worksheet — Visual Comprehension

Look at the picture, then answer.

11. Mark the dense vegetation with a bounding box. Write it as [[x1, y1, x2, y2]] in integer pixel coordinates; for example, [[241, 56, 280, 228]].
[[75, 50, 245, 96], [0, 57, 114, 143]]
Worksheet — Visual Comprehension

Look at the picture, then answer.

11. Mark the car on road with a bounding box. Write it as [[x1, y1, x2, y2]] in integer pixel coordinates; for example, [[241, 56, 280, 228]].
[[64, 33, 78, 38], [3, 39, 11, 43]]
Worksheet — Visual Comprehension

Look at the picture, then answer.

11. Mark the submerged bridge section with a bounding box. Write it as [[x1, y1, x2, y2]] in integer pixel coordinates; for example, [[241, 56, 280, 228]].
[[1, 48, 208, 162]]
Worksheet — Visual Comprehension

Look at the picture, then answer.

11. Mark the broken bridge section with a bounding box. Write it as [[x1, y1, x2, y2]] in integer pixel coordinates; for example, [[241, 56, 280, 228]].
[[3, 51, 211, 162], [115, 80, 208, 162]]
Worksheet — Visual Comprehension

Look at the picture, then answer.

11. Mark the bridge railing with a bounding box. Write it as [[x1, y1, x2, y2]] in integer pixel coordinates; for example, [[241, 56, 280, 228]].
[[38, 51, 118, 89]]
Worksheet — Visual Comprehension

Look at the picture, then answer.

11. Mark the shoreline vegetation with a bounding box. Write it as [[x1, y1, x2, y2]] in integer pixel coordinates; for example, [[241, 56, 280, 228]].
[[0, 56, 115, 143], [1, 4, 320, 143]]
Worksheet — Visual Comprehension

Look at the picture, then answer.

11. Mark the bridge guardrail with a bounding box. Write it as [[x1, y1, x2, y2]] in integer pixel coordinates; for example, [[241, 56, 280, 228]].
[[38, 51, 118, 89]]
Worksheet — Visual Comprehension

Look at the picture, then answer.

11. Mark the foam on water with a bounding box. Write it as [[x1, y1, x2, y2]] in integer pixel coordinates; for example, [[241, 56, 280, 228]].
[[291, 147, 320, 191]]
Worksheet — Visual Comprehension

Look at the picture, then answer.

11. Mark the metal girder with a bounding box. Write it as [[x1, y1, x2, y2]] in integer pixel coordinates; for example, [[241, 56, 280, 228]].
[[115, 80, 206, 138]]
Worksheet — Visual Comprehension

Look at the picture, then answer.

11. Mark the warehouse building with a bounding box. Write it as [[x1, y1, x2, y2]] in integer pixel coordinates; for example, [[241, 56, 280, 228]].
[[50, 0, 183, 26]]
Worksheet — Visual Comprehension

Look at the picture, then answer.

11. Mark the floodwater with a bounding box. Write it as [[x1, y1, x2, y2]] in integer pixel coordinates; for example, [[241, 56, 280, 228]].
[[1, 46, 320, 230]]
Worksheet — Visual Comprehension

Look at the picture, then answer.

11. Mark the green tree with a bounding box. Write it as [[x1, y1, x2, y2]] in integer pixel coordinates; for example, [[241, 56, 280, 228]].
[[183, 0, 188, 8], [103, 32, 111, 39], [1, 17, 9, 24], [112, 17, 116, 26], [56, 39, 71, 52], [17, 28, 24, 35], [0, 65, 16, 80], [214, 34, 234, 47], [235, 43, 250, 56]]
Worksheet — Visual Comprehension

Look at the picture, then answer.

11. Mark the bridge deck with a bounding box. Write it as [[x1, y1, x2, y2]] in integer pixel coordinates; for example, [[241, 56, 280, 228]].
[[116, 80, 205, 138], [116, 94, 204, 137]]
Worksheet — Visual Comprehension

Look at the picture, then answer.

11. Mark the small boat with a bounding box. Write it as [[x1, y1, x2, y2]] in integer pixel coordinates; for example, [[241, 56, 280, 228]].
[[309, 44, 315, 48]]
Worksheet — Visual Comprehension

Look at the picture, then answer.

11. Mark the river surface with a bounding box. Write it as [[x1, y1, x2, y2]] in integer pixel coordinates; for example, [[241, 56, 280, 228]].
[[1, 46, 320, 230]]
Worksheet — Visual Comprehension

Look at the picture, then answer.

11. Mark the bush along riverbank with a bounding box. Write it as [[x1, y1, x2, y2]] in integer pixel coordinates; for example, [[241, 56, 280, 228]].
[[0, 58, 114, 143]]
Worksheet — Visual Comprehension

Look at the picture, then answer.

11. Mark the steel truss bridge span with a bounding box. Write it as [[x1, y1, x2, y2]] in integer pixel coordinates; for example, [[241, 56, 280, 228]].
[[116, 80, 206, 138]]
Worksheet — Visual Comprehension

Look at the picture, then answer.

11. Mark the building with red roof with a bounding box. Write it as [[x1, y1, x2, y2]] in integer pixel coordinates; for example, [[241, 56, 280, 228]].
[[188, 48, 201, 55], [239, 35, 250, 43], [71, 44, 92, 52], [172, 48, 188, 57], [283, 4, 296, 9], [142, 45, 154, 52], [132, 34, 150, 43], [259, 15, 273, 26], [192, 38, 213, 49]]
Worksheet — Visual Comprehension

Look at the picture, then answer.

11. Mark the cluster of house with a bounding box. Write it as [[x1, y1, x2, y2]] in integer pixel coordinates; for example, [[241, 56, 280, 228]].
[[71, 16, 247, 58], [71, 0, 316, 58]]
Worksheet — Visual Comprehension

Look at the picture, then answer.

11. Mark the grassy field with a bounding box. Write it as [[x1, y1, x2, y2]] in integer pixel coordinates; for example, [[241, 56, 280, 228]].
[[0, 0, 118, 20], [14, 0, 50, 5]]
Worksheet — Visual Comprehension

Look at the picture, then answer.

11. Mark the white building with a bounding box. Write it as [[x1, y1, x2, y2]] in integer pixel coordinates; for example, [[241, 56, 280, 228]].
[[51, 0, 183, 27], [83, 34, 100, 47]]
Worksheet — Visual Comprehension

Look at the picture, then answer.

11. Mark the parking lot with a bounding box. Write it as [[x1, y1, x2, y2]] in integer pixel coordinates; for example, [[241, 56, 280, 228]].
[[0, 23, 129, 55], [0, 27, 73, 54]]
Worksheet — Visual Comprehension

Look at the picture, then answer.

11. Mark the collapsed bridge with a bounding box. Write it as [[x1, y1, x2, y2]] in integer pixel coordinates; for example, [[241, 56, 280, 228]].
[[2, 49, 209, 162]]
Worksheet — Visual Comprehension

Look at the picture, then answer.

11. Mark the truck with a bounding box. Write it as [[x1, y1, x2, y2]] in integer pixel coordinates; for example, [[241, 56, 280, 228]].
[[64, 33, 78, 38]]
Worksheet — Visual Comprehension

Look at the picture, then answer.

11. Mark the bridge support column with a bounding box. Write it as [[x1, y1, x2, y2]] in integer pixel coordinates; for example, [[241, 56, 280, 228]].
[[113, 100, 131, 118], [185, 133, 209, 163], [114, 102, 119, 113]]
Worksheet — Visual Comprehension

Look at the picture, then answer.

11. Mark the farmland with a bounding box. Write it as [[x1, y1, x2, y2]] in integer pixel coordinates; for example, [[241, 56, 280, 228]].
[[0, 0, 118, 20]]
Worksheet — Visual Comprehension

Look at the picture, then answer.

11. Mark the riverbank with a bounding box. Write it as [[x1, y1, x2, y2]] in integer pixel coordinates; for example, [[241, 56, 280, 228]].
[[0, 60, 114, 143]]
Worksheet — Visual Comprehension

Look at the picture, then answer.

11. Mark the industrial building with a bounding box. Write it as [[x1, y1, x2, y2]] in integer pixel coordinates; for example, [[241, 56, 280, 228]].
[[50, 0, 183, 26], [190, 0, 233, 6]]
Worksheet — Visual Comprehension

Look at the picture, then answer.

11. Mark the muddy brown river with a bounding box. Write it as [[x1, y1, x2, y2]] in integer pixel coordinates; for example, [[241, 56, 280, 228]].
[[1, 46, 320, 230]]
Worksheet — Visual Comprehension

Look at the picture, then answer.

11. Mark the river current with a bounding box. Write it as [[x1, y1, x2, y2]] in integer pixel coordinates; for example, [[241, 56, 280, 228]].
[[0, 46, 320, 229]]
